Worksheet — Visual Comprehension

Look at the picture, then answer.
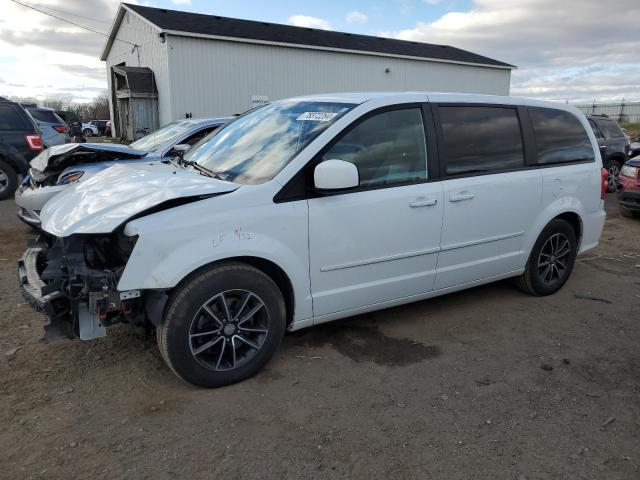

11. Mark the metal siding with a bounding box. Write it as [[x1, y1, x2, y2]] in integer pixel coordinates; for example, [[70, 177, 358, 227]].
[[105, 11, 171, 127], [166, 36, 511, 118]]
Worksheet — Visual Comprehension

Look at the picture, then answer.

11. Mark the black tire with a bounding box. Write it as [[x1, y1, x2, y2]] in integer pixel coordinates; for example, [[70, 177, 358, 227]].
[[0, 159, 18, 201], [158, 262, 286, 388], [605, 159, 622, 193], [82, 128, 93, 137], [516, 219, 578, 296], [619, 204, 639, 219]]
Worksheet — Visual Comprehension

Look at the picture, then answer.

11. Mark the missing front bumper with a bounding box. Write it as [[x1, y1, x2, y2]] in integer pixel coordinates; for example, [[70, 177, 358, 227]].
[[18, 246, 72, 341]]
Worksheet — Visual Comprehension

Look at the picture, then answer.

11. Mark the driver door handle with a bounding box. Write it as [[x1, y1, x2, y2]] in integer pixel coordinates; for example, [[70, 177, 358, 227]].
[[409, 197, 438, 208]]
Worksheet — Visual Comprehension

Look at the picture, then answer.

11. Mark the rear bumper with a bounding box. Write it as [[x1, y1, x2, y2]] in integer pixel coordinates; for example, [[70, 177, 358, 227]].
[[579, 206, 606, 254]]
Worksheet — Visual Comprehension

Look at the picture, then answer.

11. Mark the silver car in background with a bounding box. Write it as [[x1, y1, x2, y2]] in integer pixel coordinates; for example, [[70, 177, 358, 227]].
[[25, 106, 70, 147], [15, 117, 230, 227]]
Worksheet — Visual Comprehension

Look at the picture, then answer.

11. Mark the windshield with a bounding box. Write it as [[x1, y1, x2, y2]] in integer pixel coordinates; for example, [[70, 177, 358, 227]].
[[184, 100, 355, 184], [130, 120, 198, 152]]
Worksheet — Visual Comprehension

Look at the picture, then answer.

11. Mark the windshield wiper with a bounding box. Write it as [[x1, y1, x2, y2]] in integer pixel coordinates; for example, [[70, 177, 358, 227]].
[[181, 158, 225, 180]]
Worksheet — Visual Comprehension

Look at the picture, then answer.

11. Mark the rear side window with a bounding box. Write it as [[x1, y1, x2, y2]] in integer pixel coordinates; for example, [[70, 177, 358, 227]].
[[438, 106, 524, 175], [322, 108, 427, 187], [588, 119, 602, 138], [598, 119, 625, 139], [530, 108, 593, 164], [27, 108, 62, 124], [0, 104, 31, 130], [182, 126, 220, 147]]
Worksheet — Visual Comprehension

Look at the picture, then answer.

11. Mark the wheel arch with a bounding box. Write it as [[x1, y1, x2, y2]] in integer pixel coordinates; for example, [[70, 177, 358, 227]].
[[524, 199, 586, 262], [168, 256, 296, 327], [606, 153, 626, 165], [553, 211, 583, 248]]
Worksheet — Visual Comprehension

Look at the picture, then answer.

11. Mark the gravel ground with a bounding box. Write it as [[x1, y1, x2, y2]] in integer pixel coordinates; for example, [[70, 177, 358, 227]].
[[0, 195, 639, 480]]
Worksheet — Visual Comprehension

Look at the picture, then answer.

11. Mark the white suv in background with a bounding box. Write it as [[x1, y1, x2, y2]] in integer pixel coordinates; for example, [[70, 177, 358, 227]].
[[20, 92, 606, 388]]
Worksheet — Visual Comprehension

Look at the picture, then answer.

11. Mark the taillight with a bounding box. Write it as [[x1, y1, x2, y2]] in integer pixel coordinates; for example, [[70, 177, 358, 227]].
[[53, 125, 66, 133], [24, 134, 43, 151], [600, 168, 608, 200]]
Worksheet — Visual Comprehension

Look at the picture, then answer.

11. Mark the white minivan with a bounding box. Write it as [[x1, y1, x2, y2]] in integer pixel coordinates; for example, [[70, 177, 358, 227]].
[[19, 92, 606, 388]]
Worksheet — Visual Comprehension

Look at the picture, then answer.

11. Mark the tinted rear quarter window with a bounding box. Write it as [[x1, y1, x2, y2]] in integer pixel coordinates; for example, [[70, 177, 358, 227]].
[[0, 104, 31, 130], [530, 108, 593, 165], [438, 106, 524, 175]]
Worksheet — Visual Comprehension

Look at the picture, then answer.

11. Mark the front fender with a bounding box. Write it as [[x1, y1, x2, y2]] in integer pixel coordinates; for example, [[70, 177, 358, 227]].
[[117, 197, 312, 322]]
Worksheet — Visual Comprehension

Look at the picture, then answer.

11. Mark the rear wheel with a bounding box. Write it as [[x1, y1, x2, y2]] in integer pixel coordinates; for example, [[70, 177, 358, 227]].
[[158, 262, 286, 388], [605, 159, 622, 193], [0, 159, 18, 201], [516, 219, 577, 296]]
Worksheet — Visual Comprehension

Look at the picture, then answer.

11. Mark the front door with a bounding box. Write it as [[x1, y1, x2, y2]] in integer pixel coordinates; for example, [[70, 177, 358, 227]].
[[308, 106, 444, 317]]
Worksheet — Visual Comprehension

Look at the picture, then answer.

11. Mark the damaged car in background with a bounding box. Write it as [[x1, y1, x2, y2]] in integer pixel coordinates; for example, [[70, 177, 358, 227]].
[[15, 117, 230, 227], [19, 93, 605, 388]]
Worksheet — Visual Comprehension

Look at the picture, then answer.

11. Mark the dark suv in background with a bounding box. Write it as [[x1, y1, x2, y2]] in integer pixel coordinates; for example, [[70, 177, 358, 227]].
[[587, 115, 630, 192], [0, 97, 43, 200]]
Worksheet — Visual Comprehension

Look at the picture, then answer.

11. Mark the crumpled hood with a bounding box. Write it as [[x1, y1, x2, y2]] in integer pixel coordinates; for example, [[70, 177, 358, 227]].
[[30, 143, 147, 181], [41, 162, 239, 237]]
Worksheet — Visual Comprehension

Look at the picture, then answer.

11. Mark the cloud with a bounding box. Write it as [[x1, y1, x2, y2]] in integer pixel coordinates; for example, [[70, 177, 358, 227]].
[[287, 15, 332, 31], [0, 0, 118, 102], [171, 0, 191, 4], [53, 64, 107, 81], [390, 0, 640, 102], [345, 11, 368, 24]]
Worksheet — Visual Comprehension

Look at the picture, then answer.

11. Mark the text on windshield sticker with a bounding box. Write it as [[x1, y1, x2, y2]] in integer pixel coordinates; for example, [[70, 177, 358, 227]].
[[296, 112, 339, 122]]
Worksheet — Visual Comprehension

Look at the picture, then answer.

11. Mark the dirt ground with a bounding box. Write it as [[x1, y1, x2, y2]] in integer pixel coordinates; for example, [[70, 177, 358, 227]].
[[0, 195, 639, 480]]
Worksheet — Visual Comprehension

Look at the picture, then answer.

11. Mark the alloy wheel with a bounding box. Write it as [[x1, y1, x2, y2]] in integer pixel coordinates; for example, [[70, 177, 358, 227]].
[[537, 233, 571, 285], [607, 163, 620, 191], [0, 170, 8, 193], [188, 290, 269, 371]]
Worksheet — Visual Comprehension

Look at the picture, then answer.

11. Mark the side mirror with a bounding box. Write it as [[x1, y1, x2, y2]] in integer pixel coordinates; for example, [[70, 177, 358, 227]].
[[171, 144, 190, 156], [314, 159, 359, 191]]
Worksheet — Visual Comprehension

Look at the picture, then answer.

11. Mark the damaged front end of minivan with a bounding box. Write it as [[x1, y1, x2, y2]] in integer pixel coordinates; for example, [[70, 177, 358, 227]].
[[18, 161, 240, 342], [18, 231, 145, 341]]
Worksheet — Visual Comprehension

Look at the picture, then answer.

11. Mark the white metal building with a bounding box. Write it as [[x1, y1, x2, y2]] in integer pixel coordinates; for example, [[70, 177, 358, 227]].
[[101, 3, 514, 139]]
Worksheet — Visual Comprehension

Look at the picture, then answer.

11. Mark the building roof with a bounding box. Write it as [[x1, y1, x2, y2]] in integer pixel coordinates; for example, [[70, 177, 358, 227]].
[[102, 4, 514, 69], [112, 66, 157, 95]]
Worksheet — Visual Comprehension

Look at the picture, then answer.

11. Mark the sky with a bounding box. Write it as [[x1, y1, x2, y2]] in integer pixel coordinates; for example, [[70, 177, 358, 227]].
[[0, 0, 639, 105]]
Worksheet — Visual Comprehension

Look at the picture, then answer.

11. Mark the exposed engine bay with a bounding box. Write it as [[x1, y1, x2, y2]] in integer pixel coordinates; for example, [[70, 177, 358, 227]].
[[18, 231, 154, 341]]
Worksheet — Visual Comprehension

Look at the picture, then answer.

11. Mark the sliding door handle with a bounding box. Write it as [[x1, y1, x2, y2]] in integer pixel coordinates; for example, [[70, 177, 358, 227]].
[[449, 192, 475, 202], [409, 197, 438, 207]]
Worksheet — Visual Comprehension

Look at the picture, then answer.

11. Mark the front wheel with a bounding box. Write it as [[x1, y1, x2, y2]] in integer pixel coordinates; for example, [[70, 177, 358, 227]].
[[516, 219, 578, 296], [158, 262, 286, 388], [0, 159, 18, 201], [82, 128, 93, 137]]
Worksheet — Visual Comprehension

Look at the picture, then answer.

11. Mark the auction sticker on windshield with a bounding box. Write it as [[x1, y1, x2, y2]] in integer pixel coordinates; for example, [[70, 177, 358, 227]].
[[296, 112, 339, 121]]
